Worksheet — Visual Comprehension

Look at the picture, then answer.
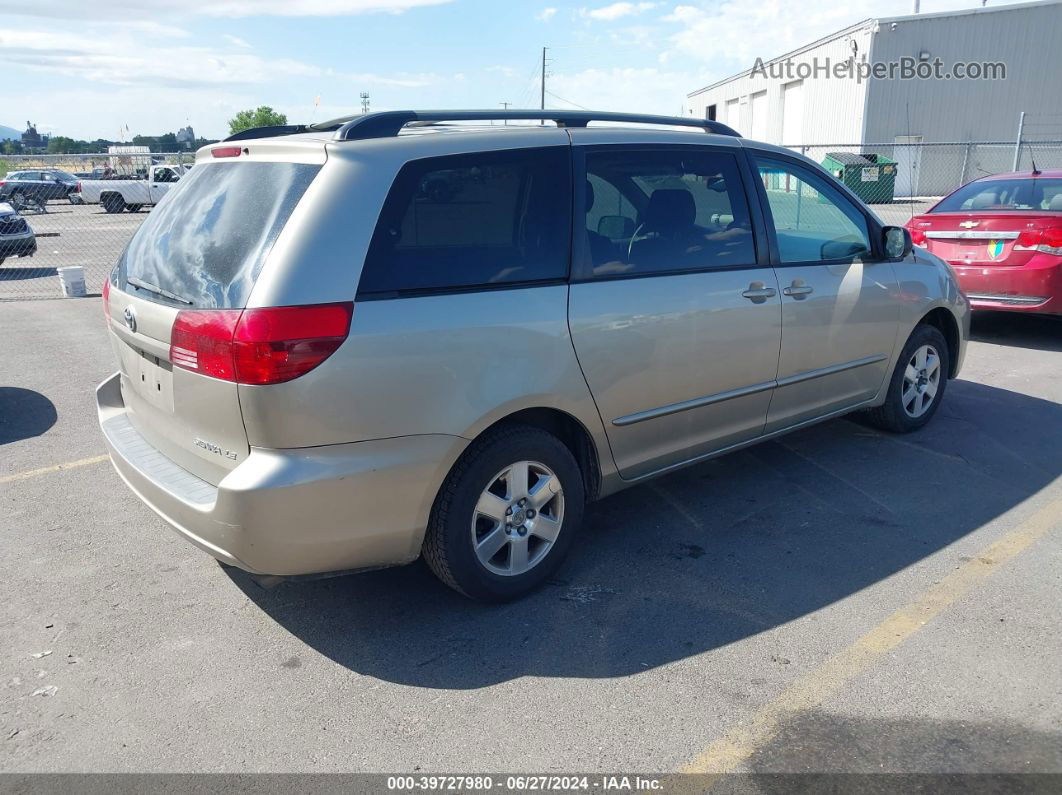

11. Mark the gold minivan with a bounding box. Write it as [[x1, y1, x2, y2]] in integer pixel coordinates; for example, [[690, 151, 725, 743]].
[[98, 110, 968, 601]]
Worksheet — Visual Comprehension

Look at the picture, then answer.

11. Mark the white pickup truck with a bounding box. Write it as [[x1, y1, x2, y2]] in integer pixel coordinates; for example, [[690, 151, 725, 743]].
[[77, 164, 187, 214]]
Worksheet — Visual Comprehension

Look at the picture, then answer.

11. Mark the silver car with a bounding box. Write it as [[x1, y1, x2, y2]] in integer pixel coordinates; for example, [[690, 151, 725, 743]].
[[97, 110, 968, 601]]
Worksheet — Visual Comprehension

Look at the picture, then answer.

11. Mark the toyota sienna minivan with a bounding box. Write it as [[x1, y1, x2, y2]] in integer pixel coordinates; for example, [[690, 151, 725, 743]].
[[98, 110, 968, 601]]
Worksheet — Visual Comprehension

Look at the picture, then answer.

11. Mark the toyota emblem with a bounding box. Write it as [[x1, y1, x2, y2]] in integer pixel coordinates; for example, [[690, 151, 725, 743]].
[[124, 305, 138, 333]]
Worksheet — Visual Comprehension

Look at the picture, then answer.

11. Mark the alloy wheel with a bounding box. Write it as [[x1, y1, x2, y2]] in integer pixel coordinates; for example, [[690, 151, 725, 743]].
[[471, 460, 564, 576], [902, 344, 941, 418]]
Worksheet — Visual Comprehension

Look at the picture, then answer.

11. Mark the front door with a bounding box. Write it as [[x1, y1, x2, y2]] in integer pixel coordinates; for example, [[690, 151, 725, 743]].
[[752, 154, 899, 433], [568, 145, 782, 480]]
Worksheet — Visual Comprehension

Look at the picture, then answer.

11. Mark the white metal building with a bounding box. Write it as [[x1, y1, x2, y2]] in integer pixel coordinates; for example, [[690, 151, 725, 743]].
[[687, 0, 1062, 160]]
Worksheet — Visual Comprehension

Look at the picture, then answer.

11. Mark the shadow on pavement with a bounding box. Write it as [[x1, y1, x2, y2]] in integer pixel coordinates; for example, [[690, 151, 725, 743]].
[[0, 387, 57, 444], [230, 379, 1062, 688], [970, 311, 1062, 353], [0, 267, 58, 281], [744, 709, 1062, 780]]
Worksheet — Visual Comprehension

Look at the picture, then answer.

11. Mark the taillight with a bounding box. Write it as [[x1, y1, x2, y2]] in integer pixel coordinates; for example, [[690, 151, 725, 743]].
[[102, 278, 110, 323], [909, 228, 926, 245], [1041, 227, 1062, 254], [1014, 227, 1062, 256], [169, 303, 353, 385], [77, 181, 82, 194], [211, 146, 243, 158]]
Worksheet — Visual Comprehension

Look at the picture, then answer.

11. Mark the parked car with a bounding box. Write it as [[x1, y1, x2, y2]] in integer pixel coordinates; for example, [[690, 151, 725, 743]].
[[0, 169, 79, 206], [97, 110, 968, 601], [77, 164, 185, 213], [0, 202, 37, 266], [906, 169, 1062, 314]]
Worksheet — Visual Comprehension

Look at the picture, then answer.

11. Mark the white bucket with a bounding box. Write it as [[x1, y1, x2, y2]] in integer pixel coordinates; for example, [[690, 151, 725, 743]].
[[57, 266, 87, 298]]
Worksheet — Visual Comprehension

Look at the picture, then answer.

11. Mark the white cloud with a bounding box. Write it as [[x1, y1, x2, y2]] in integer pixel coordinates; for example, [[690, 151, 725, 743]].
[[580, 2, 656, 22], [223, 33, 252, 48], [0, 28, 445, 92], [547, 66, 690, 116], [0, 0, 452, 19], [536, 7, 558, 22]]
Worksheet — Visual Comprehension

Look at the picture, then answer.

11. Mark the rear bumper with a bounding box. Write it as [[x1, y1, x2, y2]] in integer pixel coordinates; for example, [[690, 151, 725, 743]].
[[951, 258, 1062, 314], [97, 372, 467, 576]]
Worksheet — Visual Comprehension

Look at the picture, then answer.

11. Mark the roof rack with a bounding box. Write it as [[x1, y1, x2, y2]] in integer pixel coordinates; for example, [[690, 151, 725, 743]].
[[305, 110, 740, 142]]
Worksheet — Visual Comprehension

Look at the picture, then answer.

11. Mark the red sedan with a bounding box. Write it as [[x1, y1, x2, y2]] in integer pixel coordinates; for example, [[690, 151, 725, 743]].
[[905, 170, 1062, 314]]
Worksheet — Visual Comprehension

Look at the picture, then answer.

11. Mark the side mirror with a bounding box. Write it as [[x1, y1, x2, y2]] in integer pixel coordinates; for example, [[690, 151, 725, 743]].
[[598, 215, 635, 240], [883, 225, 912, 258]]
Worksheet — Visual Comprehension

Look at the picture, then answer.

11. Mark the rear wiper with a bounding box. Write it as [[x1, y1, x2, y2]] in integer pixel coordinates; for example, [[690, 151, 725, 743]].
[[127, 276, 193, 305]]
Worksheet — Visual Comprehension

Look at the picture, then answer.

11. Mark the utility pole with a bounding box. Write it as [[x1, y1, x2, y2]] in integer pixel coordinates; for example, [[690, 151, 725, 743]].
[[360, 92, 370, 115], [500, 101, 511, 125], [540, 46, 548, 125]]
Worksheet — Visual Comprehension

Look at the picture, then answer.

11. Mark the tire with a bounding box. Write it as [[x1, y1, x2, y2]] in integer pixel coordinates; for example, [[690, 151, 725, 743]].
[[423, 424, 585, 602], [101, 194, 124, 214], [11, 191, 27, 206], [863, 323, 950, 433]]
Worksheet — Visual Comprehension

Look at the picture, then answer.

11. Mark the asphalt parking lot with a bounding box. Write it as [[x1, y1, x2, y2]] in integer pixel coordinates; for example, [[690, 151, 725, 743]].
[[0, 203, 145, 301], [1, 298, 1060, 779]]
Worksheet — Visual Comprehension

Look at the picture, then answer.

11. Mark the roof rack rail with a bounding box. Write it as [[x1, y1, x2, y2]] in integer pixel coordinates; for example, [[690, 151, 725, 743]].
[[224, 124, 309, 142], [306, 110, 740, 142]]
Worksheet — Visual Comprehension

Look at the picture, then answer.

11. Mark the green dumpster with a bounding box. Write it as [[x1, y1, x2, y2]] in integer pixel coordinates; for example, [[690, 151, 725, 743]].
[[822, 152, 898, 204]]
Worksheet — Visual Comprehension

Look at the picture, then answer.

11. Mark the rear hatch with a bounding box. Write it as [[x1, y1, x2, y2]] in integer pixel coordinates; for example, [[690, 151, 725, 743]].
[[104, 144, 325, 485], [909, 212, 1061, 267]]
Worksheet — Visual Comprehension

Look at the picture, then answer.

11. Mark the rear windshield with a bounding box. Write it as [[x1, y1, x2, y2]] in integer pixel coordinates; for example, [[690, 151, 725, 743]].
[[934, 178, 1062, 212], [116, 161, 320, 308]]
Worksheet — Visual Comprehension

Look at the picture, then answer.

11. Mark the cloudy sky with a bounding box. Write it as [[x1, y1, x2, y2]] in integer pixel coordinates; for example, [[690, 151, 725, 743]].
[[0, 0, 1026, 140]]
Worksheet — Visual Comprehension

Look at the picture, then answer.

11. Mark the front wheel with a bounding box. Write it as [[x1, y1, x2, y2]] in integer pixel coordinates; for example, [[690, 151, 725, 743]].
[[423, 425, 585, 602], [863, 324, 950, 433]]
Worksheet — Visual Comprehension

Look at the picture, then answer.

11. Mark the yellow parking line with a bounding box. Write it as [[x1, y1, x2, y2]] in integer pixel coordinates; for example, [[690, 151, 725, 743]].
[[0, 454, 109, 485], [681, 489, 1062, 777]]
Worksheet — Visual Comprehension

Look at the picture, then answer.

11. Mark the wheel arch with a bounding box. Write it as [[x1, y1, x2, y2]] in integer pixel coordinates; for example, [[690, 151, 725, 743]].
[[918, 306, 961, 378], [466, 407, 603, 503]]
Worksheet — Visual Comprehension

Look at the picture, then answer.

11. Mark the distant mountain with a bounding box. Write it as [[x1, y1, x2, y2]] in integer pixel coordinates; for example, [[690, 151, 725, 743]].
[[0, 125, 21, 141]]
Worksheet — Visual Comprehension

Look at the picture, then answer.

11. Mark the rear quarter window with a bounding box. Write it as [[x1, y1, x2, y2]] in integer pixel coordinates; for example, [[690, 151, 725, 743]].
[[116, 161, 320, 308], [358, 146, 572, 297]]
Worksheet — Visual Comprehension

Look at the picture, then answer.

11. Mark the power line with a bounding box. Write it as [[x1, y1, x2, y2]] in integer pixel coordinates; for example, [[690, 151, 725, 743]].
[[545, 90, 590, 111]]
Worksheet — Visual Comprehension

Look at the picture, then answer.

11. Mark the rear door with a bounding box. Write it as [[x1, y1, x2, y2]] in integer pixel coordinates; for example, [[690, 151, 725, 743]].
[[750, 153, 899, 432], [568, 144, 781, 480], [105, 156, 322, 485]]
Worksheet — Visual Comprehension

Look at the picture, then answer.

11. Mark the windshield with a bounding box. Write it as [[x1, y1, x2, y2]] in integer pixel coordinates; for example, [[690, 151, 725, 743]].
[[933, 177, 1062, 212], [116, 160, 320, 308]]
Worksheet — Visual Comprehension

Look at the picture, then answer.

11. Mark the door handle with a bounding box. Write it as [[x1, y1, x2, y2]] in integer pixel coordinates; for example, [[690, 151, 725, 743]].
[[782, 279, 814, 299], [741, 282, 777, 303]]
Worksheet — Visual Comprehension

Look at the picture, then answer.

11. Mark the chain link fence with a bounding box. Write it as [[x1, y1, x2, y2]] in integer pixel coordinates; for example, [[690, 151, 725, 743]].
[[791, 140, 1062, 225], [2, 141, 1062, 301], [0, 152, 193, 301]]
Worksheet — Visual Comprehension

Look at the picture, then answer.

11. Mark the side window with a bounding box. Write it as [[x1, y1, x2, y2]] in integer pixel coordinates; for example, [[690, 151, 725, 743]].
[[581, 148, 755, 278], [359, 147, 571, 296], [754, 156, 871, 263]]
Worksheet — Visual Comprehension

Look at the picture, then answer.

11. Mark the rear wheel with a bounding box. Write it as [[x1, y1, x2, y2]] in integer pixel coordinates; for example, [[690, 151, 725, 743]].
[[423, 425, 584, 602], [11, 190, 27, 207], [101, 193, 125, 214], [863, 324, 949, 433]]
